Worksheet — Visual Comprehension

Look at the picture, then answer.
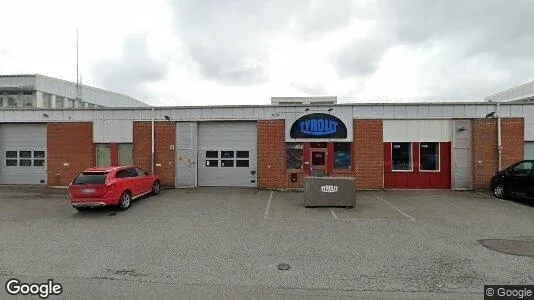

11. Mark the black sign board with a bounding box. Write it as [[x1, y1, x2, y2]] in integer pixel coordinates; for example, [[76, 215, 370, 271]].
[[290, 113, 347, 139]]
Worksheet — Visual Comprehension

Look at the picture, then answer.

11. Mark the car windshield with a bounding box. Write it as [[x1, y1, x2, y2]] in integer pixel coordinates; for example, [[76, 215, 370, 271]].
[[72, 172, 108, 185]]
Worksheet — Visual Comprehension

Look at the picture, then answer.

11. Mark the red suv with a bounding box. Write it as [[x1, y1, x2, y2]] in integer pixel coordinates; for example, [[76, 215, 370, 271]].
[[69, 166, 160, 211]]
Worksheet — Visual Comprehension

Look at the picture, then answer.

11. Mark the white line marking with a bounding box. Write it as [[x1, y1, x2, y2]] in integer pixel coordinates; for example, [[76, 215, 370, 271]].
[[330, 208, 338, 219], [264, 191, 273, 219], [369, 191, 416, 222]]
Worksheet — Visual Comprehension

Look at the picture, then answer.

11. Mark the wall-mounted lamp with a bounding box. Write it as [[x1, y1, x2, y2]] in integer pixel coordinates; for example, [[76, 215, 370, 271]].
[[485, 111, 496, 119], [328, 108, 333, 112], [164, 115, 171, 121], [305, 108, 310, 111], [42, 113, 49, 118]]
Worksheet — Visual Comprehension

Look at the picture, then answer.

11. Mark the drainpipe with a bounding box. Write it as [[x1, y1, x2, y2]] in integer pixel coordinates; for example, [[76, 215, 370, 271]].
[[151, 106, 155, 175], [497, 101, 502, 171]]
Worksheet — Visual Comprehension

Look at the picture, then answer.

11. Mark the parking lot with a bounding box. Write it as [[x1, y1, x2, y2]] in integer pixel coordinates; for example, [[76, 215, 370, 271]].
[[1, 186, 533, 299]]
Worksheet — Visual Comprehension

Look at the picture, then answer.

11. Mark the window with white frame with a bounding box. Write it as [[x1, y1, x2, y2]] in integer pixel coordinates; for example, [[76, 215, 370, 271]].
[[21, 92, 34, 107], [420, 142, 440, 171], [392, 142, 412, 171], [55, 96, 65, 108], [42, 93, 52, 108]]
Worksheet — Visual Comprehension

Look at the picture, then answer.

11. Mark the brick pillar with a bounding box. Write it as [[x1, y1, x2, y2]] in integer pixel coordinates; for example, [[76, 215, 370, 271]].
[[354, 119, 384, 189], [258, 120, 286, 189]]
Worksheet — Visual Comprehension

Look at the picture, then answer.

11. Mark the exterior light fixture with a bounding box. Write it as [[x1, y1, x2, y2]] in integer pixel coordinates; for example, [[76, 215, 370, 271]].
[[42, 113, 49, 118], [164, 115, 171, 121]]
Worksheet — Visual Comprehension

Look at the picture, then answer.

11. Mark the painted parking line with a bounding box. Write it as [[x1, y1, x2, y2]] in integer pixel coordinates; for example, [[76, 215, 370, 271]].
[[368, 191, 416, 222], [264, 191, 273, 219], [330, 208, 338, 220]]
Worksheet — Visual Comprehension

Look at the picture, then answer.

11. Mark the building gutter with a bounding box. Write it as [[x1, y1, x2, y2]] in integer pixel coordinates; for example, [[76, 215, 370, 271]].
[[151, 106, 155, 175], [497, 101, 502, 171]]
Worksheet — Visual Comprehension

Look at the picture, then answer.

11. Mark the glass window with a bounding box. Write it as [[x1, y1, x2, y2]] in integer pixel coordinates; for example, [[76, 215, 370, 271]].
[[19, 151, 32, 158], [55, 96, 64, 108], [67, 98, 75, 108], [221, 160, 234, 167], [96, 144, 111, 167], [334, 143, 351, 169], [286, 143, 303, 169], [420, 142, 440, 171], [42, 93, 52, 108], [118, 144, 133, 166], [6, 151, 17, 158], [205, 160, 218, 167], [7, 97, 18, 107], [311, 152, 326, 165], [33, 159, 45, 166], [310, 142, 328, 148], [21, 92, 33, 107], [392, 143, 412, 171], [221, 151, 234, 158], [0, 97, 4, 107], [19, 159, 32, 166], [206, 151, 218, 158], [509, 161, 533, 177], [236, 151, 249, 158], [34, 151, 45, 158], [73, 172, 108, 185], [135, 168, 148, 176], [236, 160, 249, 167], [6, 160, 17, 166]]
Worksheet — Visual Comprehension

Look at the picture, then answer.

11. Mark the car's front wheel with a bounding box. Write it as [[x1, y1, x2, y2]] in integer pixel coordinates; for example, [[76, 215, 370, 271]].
[[151, 180, 161, 196], [493, 184, 505, 199], [118, 191, 132, 210]]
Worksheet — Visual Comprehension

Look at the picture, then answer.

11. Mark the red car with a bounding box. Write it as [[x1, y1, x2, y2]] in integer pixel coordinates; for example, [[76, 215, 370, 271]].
[[69, 166, 160, 211]]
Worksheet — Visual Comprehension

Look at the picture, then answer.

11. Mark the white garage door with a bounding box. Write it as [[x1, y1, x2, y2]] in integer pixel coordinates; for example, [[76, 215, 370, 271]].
[[0, 124, 47, 184], [197, 122, 257, 187]]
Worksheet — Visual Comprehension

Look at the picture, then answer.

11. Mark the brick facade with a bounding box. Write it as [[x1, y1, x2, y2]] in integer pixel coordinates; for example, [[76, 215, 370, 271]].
[[133, 121, 176, 188], [47, 122, 95, 186], [472, 118, 524, 190], [354, 120, 384, 189], [257, 120, 288, 189]]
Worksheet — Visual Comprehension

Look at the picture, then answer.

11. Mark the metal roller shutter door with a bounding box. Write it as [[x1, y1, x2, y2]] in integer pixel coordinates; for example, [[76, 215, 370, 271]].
[[197, 122, 257, 187], [0, 124, 47, 184]]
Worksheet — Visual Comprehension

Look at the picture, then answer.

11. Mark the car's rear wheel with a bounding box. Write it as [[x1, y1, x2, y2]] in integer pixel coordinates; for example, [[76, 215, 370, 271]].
[[151, 180, 161, 196], [118, 191, 132, 210], [493, 184, 505, 199], [74, 206, 90, 212]]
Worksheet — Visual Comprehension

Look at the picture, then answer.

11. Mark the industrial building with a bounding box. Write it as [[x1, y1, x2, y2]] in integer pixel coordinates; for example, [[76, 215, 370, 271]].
[[0, 74, 149, 109], [0, 101, 532, 190]]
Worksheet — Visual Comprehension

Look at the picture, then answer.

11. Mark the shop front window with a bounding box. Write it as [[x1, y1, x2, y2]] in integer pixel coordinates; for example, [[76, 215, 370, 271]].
[[286, 143, 303, 169], [392, 142, 412, 171], [334, 143, 351, 169], [420, 142, 440, 171], [118, 144, 133, 166], [96, 144, 111, 167]]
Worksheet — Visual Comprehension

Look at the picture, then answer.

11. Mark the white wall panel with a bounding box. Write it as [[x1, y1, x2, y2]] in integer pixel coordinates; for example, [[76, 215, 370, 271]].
[[93, 120, 133, 143], [384, 119, 451, 142], [524, 105, 534, 141]]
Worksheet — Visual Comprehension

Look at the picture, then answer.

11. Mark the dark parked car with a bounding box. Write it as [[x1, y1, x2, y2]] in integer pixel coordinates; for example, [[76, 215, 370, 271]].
[[490, 160, 534, 200]]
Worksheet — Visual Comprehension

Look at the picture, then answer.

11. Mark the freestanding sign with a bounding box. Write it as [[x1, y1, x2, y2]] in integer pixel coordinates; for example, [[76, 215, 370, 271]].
[[289, 113, 348, 139]]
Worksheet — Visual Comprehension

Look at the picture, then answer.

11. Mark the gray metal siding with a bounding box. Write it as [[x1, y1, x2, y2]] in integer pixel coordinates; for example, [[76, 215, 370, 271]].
[[175, 122, 198, 187], [525, 142, 534, 160], [451, 120, 472, 190], [197, 122, 257, 187], [0, 124, 47, 184]]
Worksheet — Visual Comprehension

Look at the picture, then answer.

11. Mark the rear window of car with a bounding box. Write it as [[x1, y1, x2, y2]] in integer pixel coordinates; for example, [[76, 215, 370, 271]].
[[72, 172, 109, 185]]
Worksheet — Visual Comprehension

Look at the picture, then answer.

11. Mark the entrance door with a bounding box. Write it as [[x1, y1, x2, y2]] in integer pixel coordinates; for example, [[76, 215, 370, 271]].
[[175, 122, 197, 188], [452, 120, 472, 190], [310, 150, 327, 177]]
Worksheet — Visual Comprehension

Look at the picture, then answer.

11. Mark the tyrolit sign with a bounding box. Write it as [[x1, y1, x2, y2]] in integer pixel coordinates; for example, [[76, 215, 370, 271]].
[[290, 113, 348, 139]]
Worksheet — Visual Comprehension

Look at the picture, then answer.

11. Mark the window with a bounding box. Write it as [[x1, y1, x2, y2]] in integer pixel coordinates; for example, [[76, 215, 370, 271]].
[[19, 159, 32, 166], [0, 97, 3, 107], [42, 93, 52, 108], [334, 143, 351, 169], [311, 152, 326, 165], [206, 151, 218, 158], [392, 142, 412, 171], [221, 160, 234, 167], [73, 172, 108, 185], [7, 96, 18, 107], [205, 160, 218, 167], [55, 96, 64, 108], [236, 151, 249, 158], [236, 160, 249, 167], [6, 160, 17, 166], [6, 151, 17, 158], [21, 92, 33, 107], [19, 151, 32, 158], [116, 169, 137, 178], [221, 151, 234, 158], [96, 144, 111, 167], [420, 142, 440, 171], [118, 144, 133, 166], [286, 143, 303, 169], [67, 99, 75, 108], [33, 159, 45, 166], [135, 168, 149, 176], [34, 151, 45, 158], [509, 161, 533, 177]]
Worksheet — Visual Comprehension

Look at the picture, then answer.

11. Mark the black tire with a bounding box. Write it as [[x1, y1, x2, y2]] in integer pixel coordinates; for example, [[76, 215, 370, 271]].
[[74, 206, 90, 212], [151, 180, 161, 196], [493, 184, 505, 199], [118, 191, 132, 210]]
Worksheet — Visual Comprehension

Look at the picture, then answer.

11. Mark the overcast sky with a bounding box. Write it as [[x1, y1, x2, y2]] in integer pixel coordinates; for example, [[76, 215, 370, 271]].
[[1, 0, 533, 106]]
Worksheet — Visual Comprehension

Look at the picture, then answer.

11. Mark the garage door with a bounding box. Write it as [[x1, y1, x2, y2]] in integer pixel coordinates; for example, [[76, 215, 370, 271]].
[[197, 122, 257, 187], [0, 124, 47, 184]]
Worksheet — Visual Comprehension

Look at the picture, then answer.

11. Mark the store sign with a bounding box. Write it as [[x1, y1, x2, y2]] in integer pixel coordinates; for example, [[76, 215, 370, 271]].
[[290, 113, 347, 139]]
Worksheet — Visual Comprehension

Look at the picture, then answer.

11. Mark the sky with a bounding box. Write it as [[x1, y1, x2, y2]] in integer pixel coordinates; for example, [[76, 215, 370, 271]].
[[1, 0, 533, 106]]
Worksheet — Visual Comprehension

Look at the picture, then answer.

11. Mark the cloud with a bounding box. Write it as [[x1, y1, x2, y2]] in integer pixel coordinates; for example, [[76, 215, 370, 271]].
[[290, 81, 328, 95], [90, 32, 169, 101]]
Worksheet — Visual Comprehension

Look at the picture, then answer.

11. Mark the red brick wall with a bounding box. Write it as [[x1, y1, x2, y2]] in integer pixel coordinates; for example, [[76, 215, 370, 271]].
[[257, 120, 287, 189], [354, 119, 384, 189], [133, 121, 176, 188], [472, 118, 524, 190], [47, 123, 95, 186]]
